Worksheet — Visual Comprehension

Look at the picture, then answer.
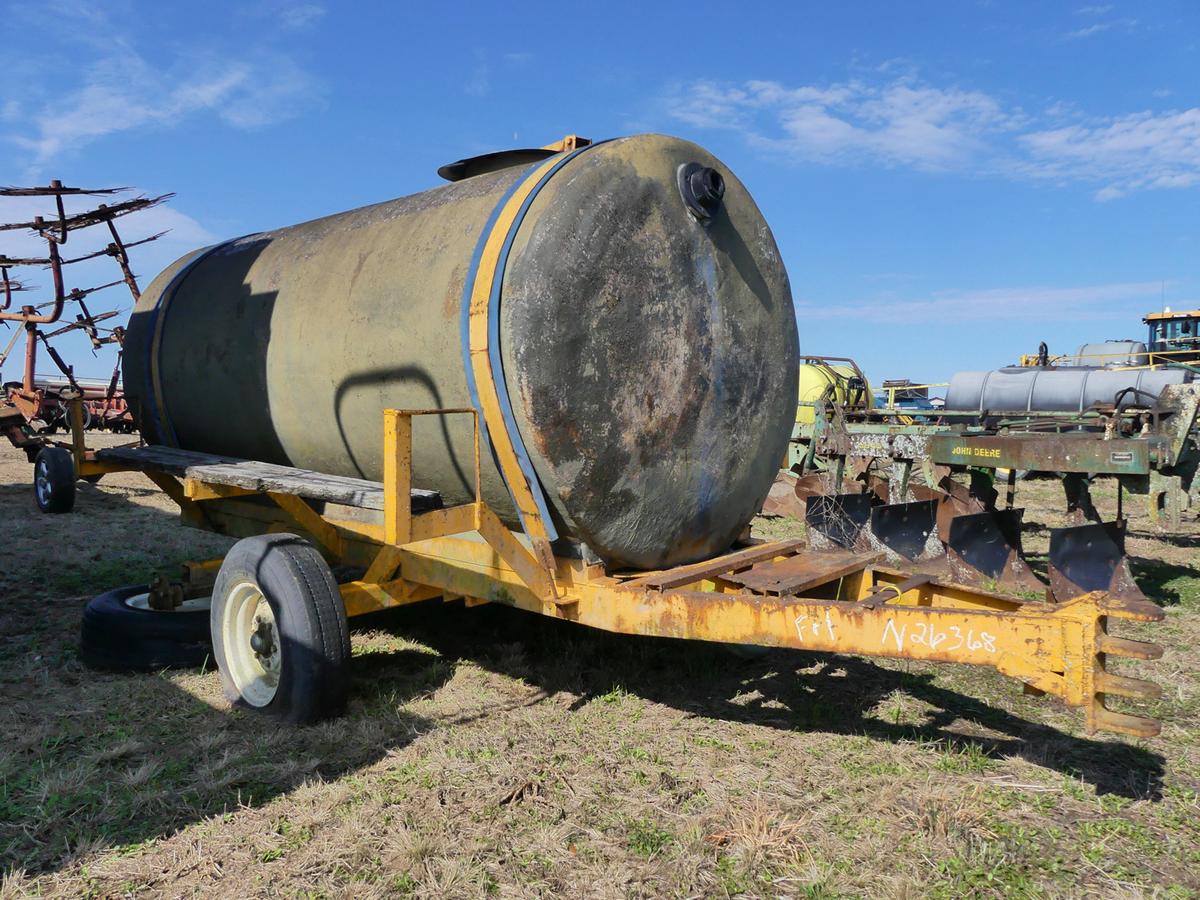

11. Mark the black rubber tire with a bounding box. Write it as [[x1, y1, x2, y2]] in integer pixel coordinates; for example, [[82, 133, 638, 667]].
[[33, 447, 76, 513], [212, 533, 351, 724], [80, 585, 212, 671]]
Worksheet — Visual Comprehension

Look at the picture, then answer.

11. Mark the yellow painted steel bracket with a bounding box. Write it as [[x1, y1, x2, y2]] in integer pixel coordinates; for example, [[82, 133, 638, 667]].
[[385, 534, 1166, 739], [460, 141, 609, 582]]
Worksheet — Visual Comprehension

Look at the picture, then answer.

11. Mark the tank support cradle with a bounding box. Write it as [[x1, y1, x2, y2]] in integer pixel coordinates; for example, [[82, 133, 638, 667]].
[[82, 407, 1165, 740]]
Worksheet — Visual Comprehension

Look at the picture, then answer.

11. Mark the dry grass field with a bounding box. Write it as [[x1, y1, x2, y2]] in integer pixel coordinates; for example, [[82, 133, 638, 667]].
[[1, 435, 1198, 898]]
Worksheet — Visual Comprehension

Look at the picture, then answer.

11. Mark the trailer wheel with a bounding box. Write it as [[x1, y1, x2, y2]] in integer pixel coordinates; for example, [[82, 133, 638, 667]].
[[80, 586, 212, 671], [33, 447, 76, 513], [212, 534, 350, 724]]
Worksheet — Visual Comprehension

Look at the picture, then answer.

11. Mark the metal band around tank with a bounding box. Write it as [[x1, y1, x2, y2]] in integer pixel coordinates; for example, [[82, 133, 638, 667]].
[[460, 142, 606, 547]]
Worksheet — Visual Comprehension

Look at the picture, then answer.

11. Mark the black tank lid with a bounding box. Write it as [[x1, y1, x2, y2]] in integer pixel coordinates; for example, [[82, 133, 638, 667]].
[[437, 148, 557, 182]]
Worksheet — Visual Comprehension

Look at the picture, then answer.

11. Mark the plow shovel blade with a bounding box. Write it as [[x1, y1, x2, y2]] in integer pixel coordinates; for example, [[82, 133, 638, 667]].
[[762, 471, 807, 519], [945, 510, 1043, 593], [1048, 522, 1147, 603], [867, 499, 941, 562], [764, 472, 868, 520], [805, 493, 872, 550]]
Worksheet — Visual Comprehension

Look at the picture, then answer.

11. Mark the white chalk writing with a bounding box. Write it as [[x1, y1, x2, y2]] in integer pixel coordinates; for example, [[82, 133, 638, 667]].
[[883, 619, 996, 654]]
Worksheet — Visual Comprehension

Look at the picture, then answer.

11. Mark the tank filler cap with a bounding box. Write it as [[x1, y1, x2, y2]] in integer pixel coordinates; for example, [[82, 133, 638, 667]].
[[677, 162, 725, 221]]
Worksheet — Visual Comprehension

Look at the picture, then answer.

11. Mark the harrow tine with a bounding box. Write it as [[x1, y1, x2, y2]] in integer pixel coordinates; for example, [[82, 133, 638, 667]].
[[805, 493, 872, 550], [1095, 671, 1163, 701], [1097, 634, 1163, 660], [1048, 521, 1149, 605], [865, 499, 942, 562], [1086, 611, 1166, 738], [1091, 706, 1162, 739]]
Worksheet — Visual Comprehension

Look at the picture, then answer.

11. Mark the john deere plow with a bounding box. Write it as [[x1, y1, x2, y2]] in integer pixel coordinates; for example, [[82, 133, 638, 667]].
[[770, 467, 1148, 602], [763, 466, 1164, 737]]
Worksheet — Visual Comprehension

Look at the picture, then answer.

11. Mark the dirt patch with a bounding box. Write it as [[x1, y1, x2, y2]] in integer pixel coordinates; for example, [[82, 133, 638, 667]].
[[1, 444, 1198, 897]]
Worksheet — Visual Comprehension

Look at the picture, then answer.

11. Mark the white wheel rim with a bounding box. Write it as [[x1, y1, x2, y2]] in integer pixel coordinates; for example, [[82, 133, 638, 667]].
[[123, 592, 211, 612], [34, 459, 52, 505], [222, 581, 281, 707]]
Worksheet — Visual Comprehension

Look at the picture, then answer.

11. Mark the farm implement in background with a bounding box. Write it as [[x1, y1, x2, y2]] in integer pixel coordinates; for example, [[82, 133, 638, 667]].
[[785, 357, 1198, 530], [770, 355, 1198, 600], [11, 375, 136, 435], [1, 181, 168, 465], [759, 353, 1197, 702], [767, 465, 1144, 604]]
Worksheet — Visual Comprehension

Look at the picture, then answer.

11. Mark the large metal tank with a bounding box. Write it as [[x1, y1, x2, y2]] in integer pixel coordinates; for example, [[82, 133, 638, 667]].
[[796, 362, 872, 426], [123, 134, 799, 570], [945, 366, 1191, 413], [1071, 341, 1148, 367]]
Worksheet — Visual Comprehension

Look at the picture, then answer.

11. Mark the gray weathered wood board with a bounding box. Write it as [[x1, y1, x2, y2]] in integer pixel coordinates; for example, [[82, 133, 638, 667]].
[[97, 445, 442, 512]]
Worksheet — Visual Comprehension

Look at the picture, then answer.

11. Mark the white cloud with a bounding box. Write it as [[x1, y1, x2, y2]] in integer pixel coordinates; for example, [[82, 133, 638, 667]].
[[666, 77, 1200, 200], [460, 51, 534, 97], [4, 5, 325, 175], [461, 47, 492, 98], [1065, 21, 1114, 39], [278, 3, 325, 29], [798, 281, 1168, 324], [1018, 108, 1200, 199], [1062, 15, 1138, 40], [464, 62, 490, 98], [668, 78, 1020, 171], [13, 54, 322, 171]]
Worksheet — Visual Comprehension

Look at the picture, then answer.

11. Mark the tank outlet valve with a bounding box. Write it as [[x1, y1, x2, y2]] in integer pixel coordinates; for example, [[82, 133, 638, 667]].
[[677, 162, 725, 220]]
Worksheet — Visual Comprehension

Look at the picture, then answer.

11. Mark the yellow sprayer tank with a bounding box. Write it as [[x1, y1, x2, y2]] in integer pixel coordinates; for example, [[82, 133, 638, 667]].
[[796, 361, 873, 425]]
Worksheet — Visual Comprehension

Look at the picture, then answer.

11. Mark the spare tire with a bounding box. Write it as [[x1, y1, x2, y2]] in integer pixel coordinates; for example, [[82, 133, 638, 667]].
[[80, 585, 212, 671]]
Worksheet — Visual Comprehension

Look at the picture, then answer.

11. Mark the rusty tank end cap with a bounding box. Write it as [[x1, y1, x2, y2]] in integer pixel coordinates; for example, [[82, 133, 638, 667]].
[[437, 148, 558, 182], [677, 162, 726, 220]]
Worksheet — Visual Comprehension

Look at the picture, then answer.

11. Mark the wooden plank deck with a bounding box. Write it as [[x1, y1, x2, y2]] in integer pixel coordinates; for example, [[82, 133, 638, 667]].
[[722, 550, 881, 596], [618, 539, 807, 591], [96, 444, 442, 513]]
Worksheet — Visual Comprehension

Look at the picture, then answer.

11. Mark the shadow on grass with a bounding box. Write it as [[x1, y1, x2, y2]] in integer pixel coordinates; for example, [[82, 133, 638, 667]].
[[1127, 529, 1200, 549], [0, 484, 451, 879], [1128, 557, 1200, 607], [0, 479, 165, 507], [367, 601, 1167, 803], [0, 629, 453, 878]]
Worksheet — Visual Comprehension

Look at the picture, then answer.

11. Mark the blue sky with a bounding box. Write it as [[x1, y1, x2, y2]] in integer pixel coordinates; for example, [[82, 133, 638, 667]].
[[2, 0, 1197, 389]]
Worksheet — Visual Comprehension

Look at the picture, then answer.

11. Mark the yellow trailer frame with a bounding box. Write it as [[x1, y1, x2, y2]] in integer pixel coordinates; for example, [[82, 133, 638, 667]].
[[75, 406, 1165, 740]]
